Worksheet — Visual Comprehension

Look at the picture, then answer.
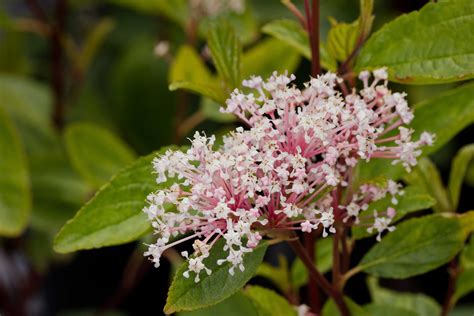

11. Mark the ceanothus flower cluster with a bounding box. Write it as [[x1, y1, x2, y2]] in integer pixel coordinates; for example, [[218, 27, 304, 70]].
[[143, 69, 434, 282]]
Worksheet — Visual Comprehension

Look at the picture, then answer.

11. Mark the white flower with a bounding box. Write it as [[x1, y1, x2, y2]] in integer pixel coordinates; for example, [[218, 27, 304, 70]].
[[143, 69, 433, 281]]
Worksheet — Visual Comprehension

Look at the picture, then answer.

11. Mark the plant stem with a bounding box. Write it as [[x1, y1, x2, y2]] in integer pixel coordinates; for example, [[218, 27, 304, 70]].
[[288, 238, 350, 316], [25, 0, 67, 130], [304, 232, 321, 313], [51, 0, 67, 130], [282, 0, 307, 29], [304, 0, 321, 76], [177, 110, 205, 140], [441, 259, 459, 316], [332, 225, 342, 287], [101, 245, 150, 313], [341, 227, 351, 274]]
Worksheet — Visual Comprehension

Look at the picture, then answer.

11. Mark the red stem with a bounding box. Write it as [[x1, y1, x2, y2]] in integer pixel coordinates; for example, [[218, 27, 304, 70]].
[[288, 238, 350, 316], [304, 232, 321, 313], [304, 0, 321, 76], [441, 259, 459, 316], [51, 0, 67, 130]]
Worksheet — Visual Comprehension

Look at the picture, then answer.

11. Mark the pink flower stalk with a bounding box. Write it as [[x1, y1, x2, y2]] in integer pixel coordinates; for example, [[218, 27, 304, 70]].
[[143, 69, 434, 282]]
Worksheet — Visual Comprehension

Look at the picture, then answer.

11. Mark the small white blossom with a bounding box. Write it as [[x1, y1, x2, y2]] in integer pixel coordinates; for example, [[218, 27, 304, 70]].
[[143, 69, 433, 281]]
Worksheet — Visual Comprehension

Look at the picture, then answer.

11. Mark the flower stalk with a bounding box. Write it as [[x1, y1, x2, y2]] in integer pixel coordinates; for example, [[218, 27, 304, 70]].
[[288, 237, 350, 316]]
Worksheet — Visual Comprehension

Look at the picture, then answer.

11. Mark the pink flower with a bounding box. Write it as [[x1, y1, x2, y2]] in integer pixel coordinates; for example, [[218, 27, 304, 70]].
[[144, 69, 434, 281]]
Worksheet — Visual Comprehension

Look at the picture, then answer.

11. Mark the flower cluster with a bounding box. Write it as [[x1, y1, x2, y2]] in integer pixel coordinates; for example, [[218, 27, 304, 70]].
[[143, 69, 434, 282]]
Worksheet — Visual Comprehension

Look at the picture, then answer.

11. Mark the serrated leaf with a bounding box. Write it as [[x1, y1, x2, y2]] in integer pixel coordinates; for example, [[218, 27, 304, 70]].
[[290, 236, 333, 288], [54, 146, 183, 253], [358, 81, 474, 183], [242, 38, 301, 79], [170, 45, 214, 84], [178, 292, 258, 316], [164, 240, 268, 314], [207, 23, 242, 89], [170, 81, 227, 104], [0, 106, 30, 236], [64, 122, 136, 189], [357, 214, 470, 278], [326, 18, 360, 63], [404, 158, 451, 213], [244, 285, 296, 316], [448, 144, 474, 210], [326, 0, 373, 65], [367, 277, 441, 316], [261, 19, 337, 71], [352, 185, 436, 240], [355, 1, 474, 84]]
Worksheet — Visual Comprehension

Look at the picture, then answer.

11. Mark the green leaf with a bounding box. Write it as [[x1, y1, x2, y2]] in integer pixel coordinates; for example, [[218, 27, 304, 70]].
[[170, 45, 214, 84], [364, 304, 418, 316], [30, 153, 90, 234], [454, 268, 474, 302], [242, 38, 301, 79], [199, 6, 258, 45], [290, 236, 333, 288], [322, 296, 370, 316], [256, 256, 291, 293], [326, 18, 360, 63], [164, 240, 268, 314], [170, 81, 227, 104], [358, 0, 375, 40], [261, 19, 337, 71], [207, 23, 242, 89], [358, 81, 474, 182], [244, 285, 296, 316], [0, 106, 30, 236], [64, 122, 136, 189], [0, 74, 52, 130], [449, 305, 474, 316], [367, 277, 441, 316], [357, 214, 470, 278], [326, 0, 373, 65], [460, 235, 474, 270], [355, 1, 474, 84], [448, 144, 474, 210], [404, 158, 451, 213], [54, 146, 182, 253], [78, 18, 115, 72], [411, 83, 474, 154], [110, 37, 177, 153], [352, 185, 436, 240], [178, 292, 258, 316], [460, 211, 474, 236], [0, 74, 89, 235], [466, 159, 474, 187], [108, 0, 188, 26]]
